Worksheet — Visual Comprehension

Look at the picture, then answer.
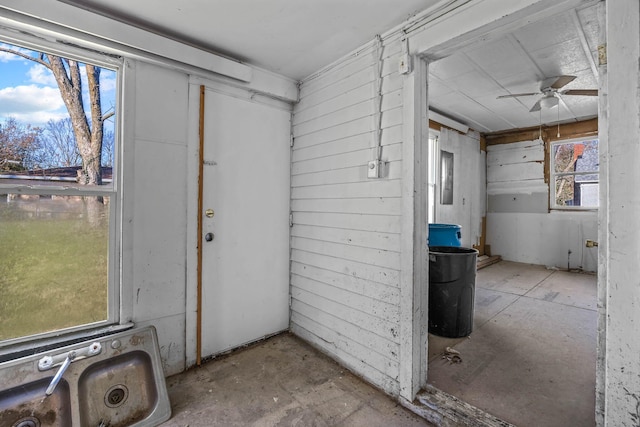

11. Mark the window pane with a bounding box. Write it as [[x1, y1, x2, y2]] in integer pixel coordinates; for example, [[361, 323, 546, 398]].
[[553, 140, 598, 174], [0, 42, 116, 190], [0, 195, 109, 340], [0, 41, 117, 342], [554, 175, 599, 207]]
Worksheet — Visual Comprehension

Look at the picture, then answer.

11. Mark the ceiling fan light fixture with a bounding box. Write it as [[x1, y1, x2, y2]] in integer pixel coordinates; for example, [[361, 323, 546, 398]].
[[539, 95, 559, 109]]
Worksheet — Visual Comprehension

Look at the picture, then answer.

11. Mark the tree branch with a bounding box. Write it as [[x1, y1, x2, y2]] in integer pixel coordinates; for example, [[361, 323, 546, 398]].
[[0, 47, 51, 69]]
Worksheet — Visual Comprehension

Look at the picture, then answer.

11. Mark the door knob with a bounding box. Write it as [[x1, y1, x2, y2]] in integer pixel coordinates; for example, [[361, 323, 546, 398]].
[[205, 232, 214, 242]]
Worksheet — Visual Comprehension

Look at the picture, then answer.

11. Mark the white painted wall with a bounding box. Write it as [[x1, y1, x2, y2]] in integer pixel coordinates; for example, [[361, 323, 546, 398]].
[[121, 61, 189, 376], [290, 34, 405, 396], [435, 128, 485, 248], [0, 5, 297, 377], [601, 1, 640, 425], [486, 140, 598, 272]]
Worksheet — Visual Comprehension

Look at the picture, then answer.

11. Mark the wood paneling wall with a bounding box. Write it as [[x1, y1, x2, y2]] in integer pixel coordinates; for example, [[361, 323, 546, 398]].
[[290, 36, 404, 395]]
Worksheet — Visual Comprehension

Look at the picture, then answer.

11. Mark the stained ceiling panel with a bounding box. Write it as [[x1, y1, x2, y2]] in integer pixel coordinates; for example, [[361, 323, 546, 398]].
[[428, 3, 600, 134]]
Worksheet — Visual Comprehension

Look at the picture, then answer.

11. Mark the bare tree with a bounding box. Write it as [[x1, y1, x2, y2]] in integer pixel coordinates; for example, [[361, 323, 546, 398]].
[[0, 47, 113, 185], [0, 117, 42, 171], [39, 118, 81, 168]]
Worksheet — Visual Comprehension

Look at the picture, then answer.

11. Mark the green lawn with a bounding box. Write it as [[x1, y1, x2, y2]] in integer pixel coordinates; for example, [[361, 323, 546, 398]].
[[0, 197, 109, 341]]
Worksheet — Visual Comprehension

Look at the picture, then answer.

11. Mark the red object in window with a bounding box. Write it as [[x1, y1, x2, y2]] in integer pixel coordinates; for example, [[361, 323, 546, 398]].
[[573, 143, 585, 160]]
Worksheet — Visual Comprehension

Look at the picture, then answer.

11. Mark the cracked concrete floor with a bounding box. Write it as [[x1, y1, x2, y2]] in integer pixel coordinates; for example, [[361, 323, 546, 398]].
[[160, 333, 432, 427]]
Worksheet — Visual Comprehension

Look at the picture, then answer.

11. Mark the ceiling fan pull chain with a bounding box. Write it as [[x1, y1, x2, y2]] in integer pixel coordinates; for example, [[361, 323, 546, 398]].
[[539, 109, 543, 141]]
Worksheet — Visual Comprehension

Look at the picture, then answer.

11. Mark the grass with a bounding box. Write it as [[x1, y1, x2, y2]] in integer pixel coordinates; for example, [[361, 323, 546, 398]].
[[0, 197, 109, 341]]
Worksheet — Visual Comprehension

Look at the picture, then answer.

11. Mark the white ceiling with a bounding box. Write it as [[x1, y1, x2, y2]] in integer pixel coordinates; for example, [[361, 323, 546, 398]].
[[429, 3, 600, 133], [60, 0, 438, 81], [59, 0, 600, 134]]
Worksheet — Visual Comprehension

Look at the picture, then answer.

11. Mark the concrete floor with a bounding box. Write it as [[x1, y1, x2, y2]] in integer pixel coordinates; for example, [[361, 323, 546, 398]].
[[160, 332, 433, 427], [427, 261, 597, 426]]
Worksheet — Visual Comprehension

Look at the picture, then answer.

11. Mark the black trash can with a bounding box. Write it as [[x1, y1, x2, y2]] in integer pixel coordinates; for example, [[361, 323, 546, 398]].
[[428, 246, 479, 338]]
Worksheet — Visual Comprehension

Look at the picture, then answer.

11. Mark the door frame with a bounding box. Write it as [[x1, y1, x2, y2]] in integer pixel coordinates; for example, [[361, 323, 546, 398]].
[[399, 0, 603, 417], [185, 76, 293, 367]]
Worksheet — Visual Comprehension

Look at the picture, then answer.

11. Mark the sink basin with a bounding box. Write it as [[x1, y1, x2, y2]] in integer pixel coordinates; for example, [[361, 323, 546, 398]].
[[78, 351, 158, 427], [0, 326, 171, 427], [0, 377, 72, 427]]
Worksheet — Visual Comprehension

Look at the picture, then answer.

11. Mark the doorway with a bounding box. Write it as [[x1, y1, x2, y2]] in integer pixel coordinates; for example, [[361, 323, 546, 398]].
[[419, 1, 601, 425]]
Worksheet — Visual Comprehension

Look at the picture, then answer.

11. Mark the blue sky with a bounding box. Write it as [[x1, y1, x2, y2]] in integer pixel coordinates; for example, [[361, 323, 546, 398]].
[[0, 41, 117, 129]]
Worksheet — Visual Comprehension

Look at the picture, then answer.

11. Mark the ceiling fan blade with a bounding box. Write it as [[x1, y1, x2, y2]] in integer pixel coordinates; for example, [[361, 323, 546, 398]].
[[549, 75, 577, 89], [563, 89, 598, 96], [530, 100, 542, 112], [497, 92, 541, 99]]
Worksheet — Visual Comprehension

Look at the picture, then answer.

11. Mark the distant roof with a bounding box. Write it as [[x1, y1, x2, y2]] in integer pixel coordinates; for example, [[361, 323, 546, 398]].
[[575, 140, 598, 182], [0, 166, 112, 186]]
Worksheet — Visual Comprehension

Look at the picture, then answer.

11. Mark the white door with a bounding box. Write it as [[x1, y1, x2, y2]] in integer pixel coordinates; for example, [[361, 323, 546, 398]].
[[201, 89, 291, 357]]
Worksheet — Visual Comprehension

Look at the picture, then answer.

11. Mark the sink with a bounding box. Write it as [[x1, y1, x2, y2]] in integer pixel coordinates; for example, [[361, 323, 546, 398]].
[[78, 351, 158, 427], [0, 378, 72, 427], [0, 326, 171, 427]]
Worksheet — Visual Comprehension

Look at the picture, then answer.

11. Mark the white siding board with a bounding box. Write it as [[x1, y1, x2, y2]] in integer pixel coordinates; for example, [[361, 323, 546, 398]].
[[294, 98, 375, 137], [296, 71, 402, 118], [291, 180, 401, 200], [291, 198, 402, 216], [381, 106, 403, 129], [488, 139, 542, 153], [487, 144, 544, 165], [292, 125, 402, 162], [294, 82, 373, 125], [487, 179, 547, 195], [292, 144, 402, 175], [294, 99, 402, 138], [291, 300, 399, 365], [294, 116, 372, 148], [291, 320, 400, 395], [291, 224, 401, 252], [291, 250, 399, 287], [487, 161, 542, 183], [300, 40, 401, 99], [292, 287, 398, 343], [293, 212, 401, 233], [291, 35, 404, 397], [291, 161, 402, 187], [300, 52, 376, 98], [294, 106, 402, 149], [290, 262, 399, 305], [291, 236, 401, 270], [381, 89, 403, 112], [382, 71, 403, 95], [291, 274, 399, 324], [296, 67, 374, 112]]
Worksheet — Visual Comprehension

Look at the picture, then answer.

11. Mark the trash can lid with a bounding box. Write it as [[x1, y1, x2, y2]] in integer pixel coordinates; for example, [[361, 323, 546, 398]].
[[428, 246, 478, 255], [428, 223, 461, 229]]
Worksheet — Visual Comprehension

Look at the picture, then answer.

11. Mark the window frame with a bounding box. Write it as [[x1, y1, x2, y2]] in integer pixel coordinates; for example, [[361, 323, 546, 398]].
[[0, 31, 123, 348], [549, 136, 599, 211], [427, 129, 440, 224]]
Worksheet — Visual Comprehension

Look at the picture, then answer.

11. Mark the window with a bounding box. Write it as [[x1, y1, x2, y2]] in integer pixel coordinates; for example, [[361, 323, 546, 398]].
[[0, 40, 119, 343], [427, 130, 439, 223], [550, 138, 598, 209]]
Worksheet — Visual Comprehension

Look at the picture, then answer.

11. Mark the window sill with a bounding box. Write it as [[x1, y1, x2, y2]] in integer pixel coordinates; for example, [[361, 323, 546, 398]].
[[550, 208, 598, 212], [0, 322, 134, 364]]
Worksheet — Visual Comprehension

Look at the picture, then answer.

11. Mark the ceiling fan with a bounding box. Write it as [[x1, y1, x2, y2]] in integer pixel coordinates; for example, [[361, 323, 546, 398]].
[[497, 75, 598, 112]]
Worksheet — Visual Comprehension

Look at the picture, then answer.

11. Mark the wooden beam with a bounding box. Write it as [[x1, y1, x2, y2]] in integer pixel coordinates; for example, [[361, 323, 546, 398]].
[[485, 117, 598, 146], [429, 119, 443, 132]]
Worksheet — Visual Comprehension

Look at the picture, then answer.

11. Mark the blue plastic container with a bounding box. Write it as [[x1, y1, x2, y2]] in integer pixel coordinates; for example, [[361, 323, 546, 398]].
[[428, 223, 462, 247]]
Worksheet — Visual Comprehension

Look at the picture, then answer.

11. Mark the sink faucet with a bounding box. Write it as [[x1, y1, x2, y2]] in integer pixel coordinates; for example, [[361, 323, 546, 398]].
[[45, 350, 76, 396]]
